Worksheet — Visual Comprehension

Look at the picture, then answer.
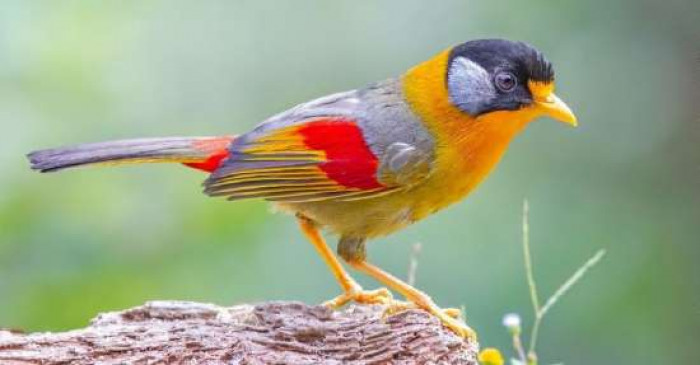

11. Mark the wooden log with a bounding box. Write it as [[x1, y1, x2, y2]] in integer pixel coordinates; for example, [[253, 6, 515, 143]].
[[0, 301, 479, 364]]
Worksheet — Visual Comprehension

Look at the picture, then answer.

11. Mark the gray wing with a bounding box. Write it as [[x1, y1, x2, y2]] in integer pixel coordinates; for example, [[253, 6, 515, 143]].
[[240, 89, 365, 139], [243, 78, 435, 160], [357, 80, 436, 188], [240, 78, 436, 189], [206, 78, 436, 202]]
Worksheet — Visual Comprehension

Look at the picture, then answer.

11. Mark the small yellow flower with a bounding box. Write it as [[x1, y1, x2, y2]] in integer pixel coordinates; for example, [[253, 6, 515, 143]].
[[479, 348, 504, 365]]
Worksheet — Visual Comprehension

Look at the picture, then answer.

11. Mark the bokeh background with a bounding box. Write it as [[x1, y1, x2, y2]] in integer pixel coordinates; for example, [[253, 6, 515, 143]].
[[1, 1, 698, 363]]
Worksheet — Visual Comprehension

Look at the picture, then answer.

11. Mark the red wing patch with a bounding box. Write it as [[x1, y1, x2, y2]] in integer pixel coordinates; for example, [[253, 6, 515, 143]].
[[297, 119, 382, 189]]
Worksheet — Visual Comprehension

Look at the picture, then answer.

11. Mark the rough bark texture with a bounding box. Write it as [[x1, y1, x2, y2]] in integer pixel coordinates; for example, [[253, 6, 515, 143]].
[[0, 301, 479, 364]]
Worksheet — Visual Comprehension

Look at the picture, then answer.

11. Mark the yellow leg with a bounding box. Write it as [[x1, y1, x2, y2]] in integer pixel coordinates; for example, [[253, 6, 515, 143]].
[[297, 216, 392, 308], [347, 259, 476, 339]]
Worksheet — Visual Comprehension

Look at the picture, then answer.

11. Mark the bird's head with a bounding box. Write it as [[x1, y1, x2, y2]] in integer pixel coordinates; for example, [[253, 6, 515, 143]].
[[445, 39, 577, 127]]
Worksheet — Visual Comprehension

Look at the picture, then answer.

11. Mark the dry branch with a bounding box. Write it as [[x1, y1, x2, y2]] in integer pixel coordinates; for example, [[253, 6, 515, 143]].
[[0, 301, 479, 364]]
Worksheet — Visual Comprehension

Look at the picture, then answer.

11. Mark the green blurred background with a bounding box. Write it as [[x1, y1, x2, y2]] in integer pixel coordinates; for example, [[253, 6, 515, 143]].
[[1, 1, 698, 363]]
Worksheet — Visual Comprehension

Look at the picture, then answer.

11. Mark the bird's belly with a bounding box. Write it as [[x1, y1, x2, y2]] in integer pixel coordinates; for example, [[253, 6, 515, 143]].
[[275, 195, 418, 239], [274, 179, 477, 239]]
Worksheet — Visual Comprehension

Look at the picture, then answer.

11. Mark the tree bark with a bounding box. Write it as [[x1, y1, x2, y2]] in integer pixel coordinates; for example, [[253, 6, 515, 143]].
[[0, 301, 479, 364]]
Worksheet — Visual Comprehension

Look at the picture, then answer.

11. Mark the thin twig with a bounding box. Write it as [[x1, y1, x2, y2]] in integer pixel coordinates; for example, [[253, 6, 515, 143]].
[[528, 317, 542, 364], [521, 199, 606, 360], [527, 249, 607, 355], [512, 331, 528, 364], [523, 200, 541, 314], [407, 242, 422, 286], [539, 249, 606, 318]]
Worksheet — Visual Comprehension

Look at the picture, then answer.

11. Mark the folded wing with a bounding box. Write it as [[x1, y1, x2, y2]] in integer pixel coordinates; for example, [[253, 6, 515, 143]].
[[205, 84, 434, 203], [204, 117, 402, 202]]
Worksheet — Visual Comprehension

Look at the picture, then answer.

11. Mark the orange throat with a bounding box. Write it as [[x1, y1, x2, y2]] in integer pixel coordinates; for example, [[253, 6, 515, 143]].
[[402, 49, 532, 211]]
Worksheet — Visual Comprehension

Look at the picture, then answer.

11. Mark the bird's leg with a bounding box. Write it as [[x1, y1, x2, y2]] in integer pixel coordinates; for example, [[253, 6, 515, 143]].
[[346, 258, 476, 339], [296, 216, 392, 308]]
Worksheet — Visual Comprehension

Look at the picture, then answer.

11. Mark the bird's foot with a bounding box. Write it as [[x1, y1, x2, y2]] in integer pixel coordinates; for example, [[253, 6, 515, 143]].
[[383, 298, 475, 339], [323, 284, 393, 309], [383, 301, 463, 319], [429, 307, 475, 339]]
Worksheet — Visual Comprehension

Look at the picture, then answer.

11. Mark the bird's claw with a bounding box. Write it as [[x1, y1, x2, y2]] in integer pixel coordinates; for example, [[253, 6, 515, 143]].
[[439, 314, 476, 339], [382, 301, 463, 320], [443, 307, 463, 319], [382, 300, 475, 339], [323, 286, 393, 308]]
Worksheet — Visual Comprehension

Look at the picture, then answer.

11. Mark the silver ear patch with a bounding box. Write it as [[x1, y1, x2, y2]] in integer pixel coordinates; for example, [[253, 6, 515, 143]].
[[447, 57, 496, 116]]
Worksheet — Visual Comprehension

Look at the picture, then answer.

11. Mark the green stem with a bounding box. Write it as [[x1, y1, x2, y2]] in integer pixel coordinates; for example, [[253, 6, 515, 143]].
[[528, 313, 542, 357], [523, 200, 541, 314], [513, 331, 528, 364]]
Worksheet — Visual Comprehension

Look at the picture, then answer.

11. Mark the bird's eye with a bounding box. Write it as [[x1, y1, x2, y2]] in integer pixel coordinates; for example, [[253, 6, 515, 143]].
[[494, 72, 517, 92]]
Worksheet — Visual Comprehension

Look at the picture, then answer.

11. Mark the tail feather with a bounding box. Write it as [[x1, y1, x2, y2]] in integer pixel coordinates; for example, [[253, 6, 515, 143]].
[[28, 136, 235, 173]]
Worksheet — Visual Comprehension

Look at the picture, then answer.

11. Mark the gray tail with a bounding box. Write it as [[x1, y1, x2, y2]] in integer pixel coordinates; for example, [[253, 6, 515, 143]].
[[28, 136, 230, 173]]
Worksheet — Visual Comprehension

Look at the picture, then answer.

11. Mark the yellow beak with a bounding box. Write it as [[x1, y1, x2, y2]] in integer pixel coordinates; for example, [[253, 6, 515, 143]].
[[535, 93, 577, 127]]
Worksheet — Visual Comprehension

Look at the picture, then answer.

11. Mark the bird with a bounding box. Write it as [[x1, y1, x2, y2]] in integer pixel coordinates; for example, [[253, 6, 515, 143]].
[[27, 39, 576, 339]]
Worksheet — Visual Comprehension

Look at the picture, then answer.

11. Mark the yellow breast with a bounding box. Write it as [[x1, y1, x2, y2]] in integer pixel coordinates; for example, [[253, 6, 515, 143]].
[[402, 49, 531, 220]]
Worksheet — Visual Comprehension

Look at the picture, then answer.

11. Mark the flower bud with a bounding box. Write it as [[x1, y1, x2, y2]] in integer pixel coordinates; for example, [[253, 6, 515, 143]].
[[479, 348, 504, 365], [502, 313, 522, 335]]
